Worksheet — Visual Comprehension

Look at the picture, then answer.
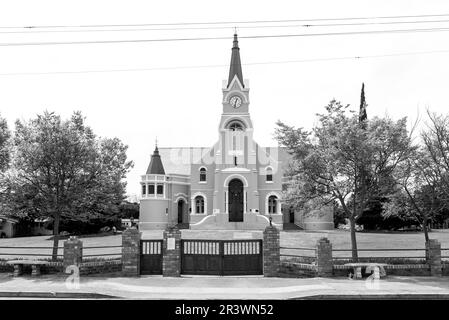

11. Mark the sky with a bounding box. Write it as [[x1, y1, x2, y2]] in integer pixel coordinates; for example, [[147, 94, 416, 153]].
[[1, 0, 449, 198]]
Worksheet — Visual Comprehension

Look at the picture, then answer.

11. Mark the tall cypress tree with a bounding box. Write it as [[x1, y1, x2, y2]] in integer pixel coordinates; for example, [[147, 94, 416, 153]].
[[356, 82, 368, 233], [359, 82, 367, 127]]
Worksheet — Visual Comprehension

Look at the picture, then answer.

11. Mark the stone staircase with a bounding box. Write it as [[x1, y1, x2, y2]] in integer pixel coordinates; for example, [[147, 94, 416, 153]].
[[189, 213, 283, 230]]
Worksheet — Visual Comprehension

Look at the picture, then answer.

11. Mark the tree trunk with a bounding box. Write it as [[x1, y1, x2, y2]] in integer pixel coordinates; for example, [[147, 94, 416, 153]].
[[423, 216, 429, 242], [52, 214, 60, 261], [349, 216, 359, 262]]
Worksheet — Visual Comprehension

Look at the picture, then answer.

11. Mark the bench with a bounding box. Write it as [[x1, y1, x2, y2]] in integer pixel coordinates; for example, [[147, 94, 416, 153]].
[[344, 262, 389, 279], [6, 260, 49, 277]]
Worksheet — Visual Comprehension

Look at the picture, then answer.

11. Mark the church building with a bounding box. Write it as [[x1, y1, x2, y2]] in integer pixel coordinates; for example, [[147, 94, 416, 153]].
[[139, 34, 334, 231]]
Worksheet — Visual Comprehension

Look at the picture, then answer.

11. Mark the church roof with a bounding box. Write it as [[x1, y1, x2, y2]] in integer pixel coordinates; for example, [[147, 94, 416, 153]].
[[150, 146, 292, 176], [146, 145, 166, 175], [227, 34, 244, 88]]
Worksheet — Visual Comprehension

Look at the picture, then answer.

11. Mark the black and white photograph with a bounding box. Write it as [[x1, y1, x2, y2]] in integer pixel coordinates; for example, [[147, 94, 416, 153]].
[[0, 0, 448, 315]]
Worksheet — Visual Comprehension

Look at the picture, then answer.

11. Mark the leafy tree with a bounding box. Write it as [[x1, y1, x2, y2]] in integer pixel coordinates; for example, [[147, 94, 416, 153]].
[[384, 111, 449, 241], [5, 111, 133, 259], [275, 100, 412, 260], [383, 153, 445, 241], [0, 113, 10, 173]]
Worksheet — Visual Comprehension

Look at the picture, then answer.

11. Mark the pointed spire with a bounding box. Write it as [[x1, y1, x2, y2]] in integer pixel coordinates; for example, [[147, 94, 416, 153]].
[[359, 82, 367, 128], [227, 33, 244, 88], [146, 142, 165, 175]]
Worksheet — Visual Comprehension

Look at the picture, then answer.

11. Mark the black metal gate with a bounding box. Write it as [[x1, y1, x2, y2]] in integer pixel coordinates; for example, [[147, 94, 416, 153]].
[[140, 240, 163, 275], [181, 239, 262, 275]]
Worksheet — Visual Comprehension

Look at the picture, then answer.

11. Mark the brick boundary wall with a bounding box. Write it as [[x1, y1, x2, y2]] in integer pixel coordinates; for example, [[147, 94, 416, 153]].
[[443, 262, 449, 276], [332, 257, 428, 265], [316, 238, 333, 277], [426, 239, 442, 277], [333, 264, 431, 277], [263, 225, 280, 277], [0, 260, 64, 274], [279, 260, 317, 278], [162, 225, 181, 277], [79, 260, 122, 275], [0, 259, 122, 276], [121, 228, 141, 276], [63, 237, 83, 270]]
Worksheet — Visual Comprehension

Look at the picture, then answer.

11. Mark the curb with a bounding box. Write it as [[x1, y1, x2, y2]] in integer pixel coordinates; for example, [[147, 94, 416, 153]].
[[294, 294, 449, 300], [0, 291, 118, 299]]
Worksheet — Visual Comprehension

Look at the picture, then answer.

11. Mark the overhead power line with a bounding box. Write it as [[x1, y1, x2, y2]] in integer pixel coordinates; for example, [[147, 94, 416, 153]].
[[0, 49, 448, 76], [1, 27, 449, 47], [1, 19, 449, 34], [2, 13, 449, 29]]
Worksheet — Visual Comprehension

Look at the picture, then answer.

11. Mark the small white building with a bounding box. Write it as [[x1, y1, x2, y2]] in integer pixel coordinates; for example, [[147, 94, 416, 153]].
[[121, 218, 139, 228], [0, 215, 18, 238]]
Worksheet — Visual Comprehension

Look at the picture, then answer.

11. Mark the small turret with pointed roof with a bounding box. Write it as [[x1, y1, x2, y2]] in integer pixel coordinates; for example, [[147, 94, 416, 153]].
[[146, 142, 165, 175], [227, 33, 244, 88]]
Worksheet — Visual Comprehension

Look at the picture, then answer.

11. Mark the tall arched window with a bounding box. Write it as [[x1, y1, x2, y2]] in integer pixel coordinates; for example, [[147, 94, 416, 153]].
[[268, 195, 278, 214], [199, 167, 207, 182], [266, 167, 273, 182], [195, 196, 205, 214]]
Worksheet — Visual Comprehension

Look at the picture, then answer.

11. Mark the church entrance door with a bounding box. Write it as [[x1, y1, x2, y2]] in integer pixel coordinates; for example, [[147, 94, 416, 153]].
[[178, 200, 184, 223], [228, 179, 244, 222]]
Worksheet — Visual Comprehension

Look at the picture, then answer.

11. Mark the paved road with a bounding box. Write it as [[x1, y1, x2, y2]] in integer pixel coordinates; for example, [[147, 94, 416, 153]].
[[0, 273, 448, 299]]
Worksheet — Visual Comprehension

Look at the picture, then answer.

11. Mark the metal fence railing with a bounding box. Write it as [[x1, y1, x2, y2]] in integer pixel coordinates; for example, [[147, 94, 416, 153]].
[[0, 245, 123, 261], [331, 248, 427, 263], [279, 246, 316, 264], [0, 246, 64, 260], [82, 245, 123, 260], [442, 248, 449, 260]]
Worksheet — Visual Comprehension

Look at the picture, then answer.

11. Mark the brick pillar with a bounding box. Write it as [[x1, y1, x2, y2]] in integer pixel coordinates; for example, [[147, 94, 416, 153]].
[[263, 225, 280, 277], [316, 238, 333, 277], [63, 236, 83, 270], [163, 225, 182, 277], [426, 239, 442, 277], [122, 228, 141, 276]]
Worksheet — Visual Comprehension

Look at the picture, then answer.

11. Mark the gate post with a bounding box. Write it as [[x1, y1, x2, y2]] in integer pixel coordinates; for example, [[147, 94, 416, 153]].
[[316, 238, 333, 277], [122, 227, 141, 276], [63, 236, 83, 270], [163, 225, 181, 277], [263, 225, 280, 277], [426, 239, 442, 277]]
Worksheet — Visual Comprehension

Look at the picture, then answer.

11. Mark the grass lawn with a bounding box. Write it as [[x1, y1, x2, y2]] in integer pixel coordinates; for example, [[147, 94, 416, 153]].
[[281, 229, 449, 259], [1, 229, 448, 260], [0, 234, 122, 260]]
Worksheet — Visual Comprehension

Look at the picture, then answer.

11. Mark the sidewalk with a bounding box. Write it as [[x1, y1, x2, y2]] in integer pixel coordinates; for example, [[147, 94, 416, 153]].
[[0, 273, 449, 299]]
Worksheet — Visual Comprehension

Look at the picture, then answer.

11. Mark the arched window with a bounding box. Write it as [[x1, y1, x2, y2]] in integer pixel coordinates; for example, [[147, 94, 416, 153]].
[[199, 167, 207, 182], [195, 196, 205, 214], [268, 195, 278, 214], [266, 167, 273, 182], [227, 120, 245, 131]]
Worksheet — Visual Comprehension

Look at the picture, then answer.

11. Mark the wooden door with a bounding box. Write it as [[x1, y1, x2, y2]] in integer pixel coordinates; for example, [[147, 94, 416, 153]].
[[228, 179, 243, 222]]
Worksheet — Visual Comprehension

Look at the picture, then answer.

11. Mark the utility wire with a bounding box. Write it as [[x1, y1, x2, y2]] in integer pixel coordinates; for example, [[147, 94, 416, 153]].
[[2, 13, 449, 29], [1, 27, 449, 47], [2, 19, 449, 34], [1, 49, 448, 76]]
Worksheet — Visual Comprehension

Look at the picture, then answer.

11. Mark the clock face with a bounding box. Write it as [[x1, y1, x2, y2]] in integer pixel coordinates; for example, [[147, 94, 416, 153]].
[[229, 96, 242, 108]]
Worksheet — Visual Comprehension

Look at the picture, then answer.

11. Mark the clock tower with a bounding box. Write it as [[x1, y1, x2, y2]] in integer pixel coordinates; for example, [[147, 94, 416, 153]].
[[217, 33, 255, 169]]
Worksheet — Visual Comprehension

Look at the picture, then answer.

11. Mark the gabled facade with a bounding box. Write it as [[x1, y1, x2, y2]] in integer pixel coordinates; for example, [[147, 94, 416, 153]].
[[139, 34, 334, 231]]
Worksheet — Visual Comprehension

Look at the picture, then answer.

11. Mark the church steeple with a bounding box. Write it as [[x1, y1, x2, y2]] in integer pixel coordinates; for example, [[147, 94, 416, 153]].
[[227, 33, 244, 88], [146, 143, 165, 175]]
